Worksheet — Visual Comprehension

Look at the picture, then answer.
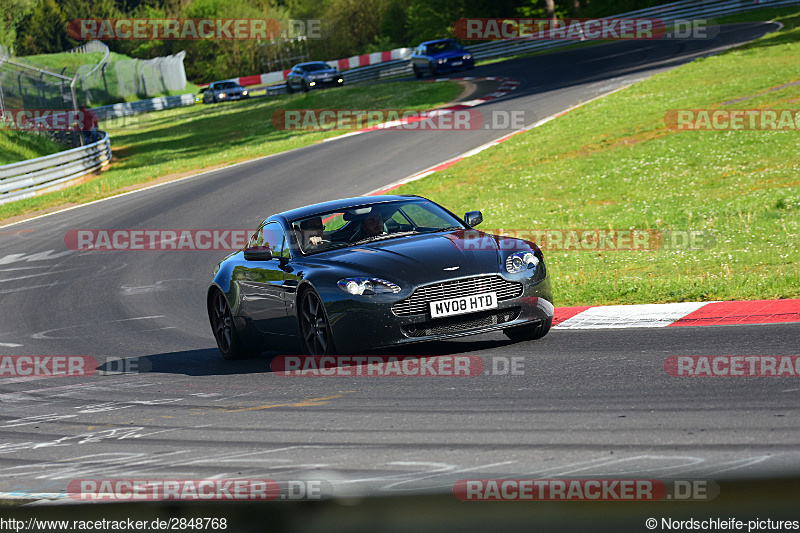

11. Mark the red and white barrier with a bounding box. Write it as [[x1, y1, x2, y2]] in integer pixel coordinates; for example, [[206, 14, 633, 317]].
[[200, 47, 413, 87], [554, 299, 800, 329]]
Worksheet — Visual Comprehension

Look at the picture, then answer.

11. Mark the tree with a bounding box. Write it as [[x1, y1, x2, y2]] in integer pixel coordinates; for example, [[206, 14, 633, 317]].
[[0, 0, 36, 49], [15, 0, 72, 55]]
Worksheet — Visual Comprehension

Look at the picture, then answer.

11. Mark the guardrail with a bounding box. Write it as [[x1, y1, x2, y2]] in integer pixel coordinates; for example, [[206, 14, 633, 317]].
[[0, 131, 111, 204], [91, 93, 196, 120]]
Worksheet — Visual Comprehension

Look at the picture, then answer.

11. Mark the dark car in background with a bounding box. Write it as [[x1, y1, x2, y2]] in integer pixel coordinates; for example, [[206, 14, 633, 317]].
[[202, 80, 249, 104], [207, 195, 553, 359], [285, 61, 343, 93], [410, 39, 474, 78]]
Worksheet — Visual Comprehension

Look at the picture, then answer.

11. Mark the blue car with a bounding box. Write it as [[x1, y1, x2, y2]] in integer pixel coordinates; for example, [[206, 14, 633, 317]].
[[410, 39, 474, 78], [286, 62, 343, 93]]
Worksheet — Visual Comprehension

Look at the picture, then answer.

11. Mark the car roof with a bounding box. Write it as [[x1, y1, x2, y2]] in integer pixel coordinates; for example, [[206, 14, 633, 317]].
[[294, 61, 332, 67], [419, 38, 458, 46], [270, 195, 424, 222]]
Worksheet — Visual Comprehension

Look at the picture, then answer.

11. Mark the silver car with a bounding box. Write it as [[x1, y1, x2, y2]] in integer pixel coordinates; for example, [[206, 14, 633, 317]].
[[285, 62, 343, 93]]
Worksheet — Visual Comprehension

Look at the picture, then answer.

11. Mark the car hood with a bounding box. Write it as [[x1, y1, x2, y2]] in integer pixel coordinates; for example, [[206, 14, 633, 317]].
[[428, 50, 469, 60], [307, 69, 338, 77], [309, 231, 519, 286]]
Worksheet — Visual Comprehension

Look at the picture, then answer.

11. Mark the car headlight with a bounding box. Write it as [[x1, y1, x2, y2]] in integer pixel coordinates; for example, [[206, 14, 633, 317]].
[[218, 92, 226, 98], [337, 78, 343, 83], [437, 58, 447, 64], [338, 278, 401, 295], [463, 54, 471, 60], [242, 90, 248, 95], [309, 81, 316, 86], [505, 251, 539, 274]]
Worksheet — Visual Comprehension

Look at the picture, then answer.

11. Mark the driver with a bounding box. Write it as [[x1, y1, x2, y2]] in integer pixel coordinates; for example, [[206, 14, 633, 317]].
[[299, 217, 325, 250]]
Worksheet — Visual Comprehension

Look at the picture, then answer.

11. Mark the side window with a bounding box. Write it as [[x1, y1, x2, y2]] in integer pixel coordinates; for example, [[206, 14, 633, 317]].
[[249, 222, 290, 259]]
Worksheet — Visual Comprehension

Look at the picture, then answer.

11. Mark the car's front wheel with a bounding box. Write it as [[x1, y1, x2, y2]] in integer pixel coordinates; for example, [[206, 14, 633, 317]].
[[299, 288, 336, 356], [413, 65, 422, 79], [209, 288, 257, 360], [504, 317, 552, 342], [286, 81, 294, 94]]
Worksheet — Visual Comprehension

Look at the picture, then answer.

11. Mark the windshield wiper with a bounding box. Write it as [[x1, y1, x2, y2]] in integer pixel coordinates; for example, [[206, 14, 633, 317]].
[[351, 230, 419, 246]]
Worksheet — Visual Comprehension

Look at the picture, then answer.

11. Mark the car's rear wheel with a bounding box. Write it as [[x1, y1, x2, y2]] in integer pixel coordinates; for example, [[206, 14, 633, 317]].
[[286, 81, 294, 94], [209, 288, 256, 360], [299, 288, 336, 356], [504, 317, 552, 342]]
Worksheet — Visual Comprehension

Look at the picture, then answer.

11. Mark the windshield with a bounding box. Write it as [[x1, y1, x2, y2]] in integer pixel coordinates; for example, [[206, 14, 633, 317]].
[[302, 63, 331, 72], [290, 199, 464, 255], [215, 82, 239, 90], [428, 40, 461, 53]]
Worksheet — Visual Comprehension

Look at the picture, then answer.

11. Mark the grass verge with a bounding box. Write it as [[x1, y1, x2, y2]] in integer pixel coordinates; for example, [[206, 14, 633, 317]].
[[0, 80, 461, 221], [0, 130, 66, 166], [397, 9, 800, 306]]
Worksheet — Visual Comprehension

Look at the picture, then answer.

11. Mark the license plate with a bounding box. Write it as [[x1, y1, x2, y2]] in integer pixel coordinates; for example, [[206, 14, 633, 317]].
[[430, 292, 498, 318], [452, 61, 463, 66], [322, 78, 332, 82]]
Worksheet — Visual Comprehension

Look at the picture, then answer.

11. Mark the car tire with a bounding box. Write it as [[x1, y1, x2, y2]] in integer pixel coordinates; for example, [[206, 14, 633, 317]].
[[301, 81, 310, 93], [429, 62, 437, 76], [208, 288, 258, 360], [413, 65, 422, 79], [504, 317, 552, 342], [298, 287, 336, 356], [286, 81, 294, 94]]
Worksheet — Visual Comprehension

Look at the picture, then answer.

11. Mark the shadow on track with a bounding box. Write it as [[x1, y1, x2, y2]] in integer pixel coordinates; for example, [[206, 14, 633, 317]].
[[103, 336, 526, 377]]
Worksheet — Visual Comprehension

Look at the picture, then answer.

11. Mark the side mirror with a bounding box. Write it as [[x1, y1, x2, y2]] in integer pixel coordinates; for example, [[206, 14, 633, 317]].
[[243, 246, 273, 261], [464, 211, 483, 227]]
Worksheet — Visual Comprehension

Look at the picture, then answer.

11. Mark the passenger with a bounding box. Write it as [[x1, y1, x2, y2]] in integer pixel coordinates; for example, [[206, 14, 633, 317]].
[[360, 210, 386, 239]]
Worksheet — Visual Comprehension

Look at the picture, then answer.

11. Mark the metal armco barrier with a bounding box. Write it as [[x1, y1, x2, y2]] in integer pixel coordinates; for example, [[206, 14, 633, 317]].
[[0, 132, 111, 204], [91, 93, 196, 120]]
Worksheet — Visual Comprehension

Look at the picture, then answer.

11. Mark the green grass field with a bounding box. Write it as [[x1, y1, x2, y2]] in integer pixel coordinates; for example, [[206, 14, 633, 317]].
[[0, 80, 462, 220], [0, 129, 65, 166], [397, 9, 800, 306]]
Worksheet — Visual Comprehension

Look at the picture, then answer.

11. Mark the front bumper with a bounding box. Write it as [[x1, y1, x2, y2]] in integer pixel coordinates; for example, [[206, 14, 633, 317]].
[[326, 273, 552, 353], [308, 78, 344, 89], [433, 58, 474, 72]]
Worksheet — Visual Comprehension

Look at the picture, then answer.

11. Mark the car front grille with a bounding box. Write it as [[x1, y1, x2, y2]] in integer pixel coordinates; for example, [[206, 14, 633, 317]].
[[401, 308, 520, 338], [391, 275, 523, 316]]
